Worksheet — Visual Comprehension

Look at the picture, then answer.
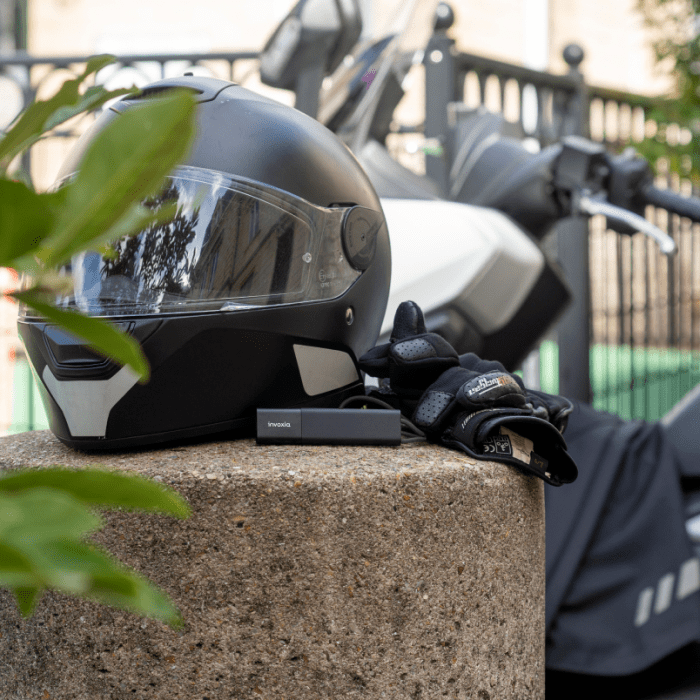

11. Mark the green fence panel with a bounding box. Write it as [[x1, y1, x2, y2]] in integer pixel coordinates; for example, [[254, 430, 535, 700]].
[[539, 340, 559, 396], [9, 357, 49, 434], [590, 344, 700, 421], [535, 341, 699, 422]]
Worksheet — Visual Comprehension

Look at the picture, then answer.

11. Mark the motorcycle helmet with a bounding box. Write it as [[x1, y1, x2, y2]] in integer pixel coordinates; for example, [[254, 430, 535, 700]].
[[18, 76, 391, 450]]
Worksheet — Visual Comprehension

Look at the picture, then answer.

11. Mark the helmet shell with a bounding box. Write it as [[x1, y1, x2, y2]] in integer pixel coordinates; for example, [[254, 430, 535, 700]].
[[20, 77, 391, 449]]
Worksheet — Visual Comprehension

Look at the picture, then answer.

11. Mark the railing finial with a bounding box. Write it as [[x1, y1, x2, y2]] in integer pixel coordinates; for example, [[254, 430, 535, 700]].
[[563, 44, 585, 71], [434, 2, 455, 32]]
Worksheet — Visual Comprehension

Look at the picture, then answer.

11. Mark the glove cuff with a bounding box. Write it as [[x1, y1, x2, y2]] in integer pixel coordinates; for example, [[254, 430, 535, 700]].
[[444, 411, 578, 486]]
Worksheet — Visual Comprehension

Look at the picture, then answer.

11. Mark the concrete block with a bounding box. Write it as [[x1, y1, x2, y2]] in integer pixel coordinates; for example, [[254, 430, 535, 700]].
[[0, 430, 544, 699]]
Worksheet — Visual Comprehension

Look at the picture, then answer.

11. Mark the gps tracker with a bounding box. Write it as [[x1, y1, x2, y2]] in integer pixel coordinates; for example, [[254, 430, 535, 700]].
[[256, 408, 402, 445]]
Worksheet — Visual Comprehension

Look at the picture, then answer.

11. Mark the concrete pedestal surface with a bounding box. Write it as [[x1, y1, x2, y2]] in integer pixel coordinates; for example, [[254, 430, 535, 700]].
[[0, 430, 544, 700]]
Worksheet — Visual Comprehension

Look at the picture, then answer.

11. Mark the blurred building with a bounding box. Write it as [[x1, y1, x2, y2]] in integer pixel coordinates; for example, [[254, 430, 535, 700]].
[[24, 0, 671, 94]]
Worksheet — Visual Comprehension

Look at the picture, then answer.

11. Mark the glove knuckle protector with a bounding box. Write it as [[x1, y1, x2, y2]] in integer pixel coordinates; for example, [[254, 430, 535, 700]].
[[456, 370, 528, 411], [412, 367, 578, 486], [413, 390, 454, 431]]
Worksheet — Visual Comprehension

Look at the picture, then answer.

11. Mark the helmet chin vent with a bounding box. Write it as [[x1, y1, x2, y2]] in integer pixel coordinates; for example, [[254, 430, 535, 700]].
[[44, 323, 132, 368]]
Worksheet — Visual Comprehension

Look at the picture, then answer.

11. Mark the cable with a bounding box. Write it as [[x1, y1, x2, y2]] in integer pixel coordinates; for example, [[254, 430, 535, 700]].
[[340, 394, 394, 410], [339, 394, 427, 444]]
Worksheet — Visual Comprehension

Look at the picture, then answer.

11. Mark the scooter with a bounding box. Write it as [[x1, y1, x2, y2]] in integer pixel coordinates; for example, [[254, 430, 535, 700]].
[[260, 0, 572, 371], [259, 1, 700, 696]]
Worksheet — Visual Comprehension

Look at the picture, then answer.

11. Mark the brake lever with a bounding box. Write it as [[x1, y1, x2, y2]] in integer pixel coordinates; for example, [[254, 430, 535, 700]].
[[576, 192, 677, 257]]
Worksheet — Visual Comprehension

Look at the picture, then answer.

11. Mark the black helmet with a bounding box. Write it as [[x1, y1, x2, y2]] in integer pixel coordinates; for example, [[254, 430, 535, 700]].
[[18, 77, 391, 449]]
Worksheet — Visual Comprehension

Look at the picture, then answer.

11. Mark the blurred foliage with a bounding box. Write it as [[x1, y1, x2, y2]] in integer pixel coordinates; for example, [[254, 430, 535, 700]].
[[0, 468, 191, 623], [0, 56, 197, 625], [637, 0, 700, 182]]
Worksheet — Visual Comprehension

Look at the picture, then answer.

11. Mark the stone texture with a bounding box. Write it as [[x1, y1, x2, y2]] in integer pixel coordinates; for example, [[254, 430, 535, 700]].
[[0, 430, 544, 700]]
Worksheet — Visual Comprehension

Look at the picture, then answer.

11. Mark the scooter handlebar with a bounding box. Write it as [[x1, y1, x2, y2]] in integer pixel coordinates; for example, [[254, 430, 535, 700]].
[[642, 184, 700, 224]]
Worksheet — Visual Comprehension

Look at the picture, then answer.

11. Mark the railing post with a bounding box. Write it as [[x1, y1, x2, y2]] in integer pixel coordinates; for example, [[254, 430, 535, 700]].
[[423, 3, 456, 197], [14, 0, 28, 51], [559, 44, 587, 138], [555, 44, 592, 402]]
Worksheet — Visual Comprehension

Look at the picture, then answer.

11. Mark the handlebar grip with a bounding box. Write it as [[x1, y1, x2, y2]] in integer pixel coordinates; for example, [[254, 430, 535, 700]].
[[642, 185, 700, 224]]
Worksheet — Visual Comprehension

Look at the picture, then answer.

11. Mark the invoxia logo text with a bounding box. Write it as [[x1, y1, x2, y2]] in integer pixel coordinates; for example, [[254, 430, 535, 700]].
[[634, 556, 700, 627], [268, 421, 291, 428]]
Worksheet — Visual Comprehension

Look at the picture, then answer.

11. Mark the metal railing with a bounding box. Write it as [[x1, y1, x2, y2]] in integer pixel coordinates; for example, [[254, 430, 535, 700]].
[[0, 50, 258, 187], [585, 85, 700, 418], [0, 49, 258, 94]]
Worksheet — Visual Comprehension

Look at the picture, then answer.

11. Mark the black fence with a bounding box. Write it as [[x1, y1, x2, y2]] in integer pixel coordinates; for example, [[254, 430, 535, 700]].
[[585, 84, 700, 419], [0, 50, 258, 188], [419, 25, 697, 419]]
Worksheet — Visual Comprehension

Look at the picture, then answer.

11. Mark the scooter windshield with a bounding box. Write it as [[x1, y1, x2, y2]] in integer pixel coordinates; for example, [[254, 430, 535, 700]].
[[318, 0, 438, 136], [36, 166, 360, 318]]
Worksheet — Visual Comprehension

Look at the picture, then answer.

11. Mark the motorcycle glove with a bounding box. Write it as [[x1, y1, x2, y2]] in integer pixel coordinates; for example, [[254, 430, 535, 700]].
[[359, 300, 459, 404], [359, 302, 573, 435], [412, 365, 578, 486]]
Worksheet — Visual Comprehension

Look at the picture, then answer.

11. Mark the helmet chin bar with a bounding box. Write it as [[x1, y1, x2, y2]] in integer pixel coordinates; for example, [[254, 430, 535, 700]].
[[19, 296, 374, 449], [38, 344, 359, 441]]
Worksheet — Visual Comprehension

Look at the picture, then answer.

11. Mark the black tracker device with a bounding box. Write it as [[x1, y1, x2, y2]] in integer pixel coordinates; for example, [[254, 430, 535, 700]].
[[256, 408, 402, 445]]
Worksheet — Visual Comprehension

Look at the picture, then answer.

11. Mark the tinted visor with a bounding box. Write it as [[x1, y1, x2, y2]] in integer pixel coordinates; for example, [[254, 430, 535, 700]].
[[44, 166, 361, 317]]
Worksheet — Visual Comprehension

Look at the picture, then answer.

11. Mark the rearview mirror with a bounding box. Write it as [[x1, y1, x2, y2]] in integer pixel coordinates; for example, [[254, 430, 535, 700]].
[[260, 0, 362, 117]]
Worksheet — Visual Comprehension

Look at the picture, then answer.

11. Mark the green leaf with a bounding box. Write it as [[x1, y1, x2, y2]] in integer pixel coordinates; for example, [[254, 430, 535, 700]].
[[42, 85, 136, 134], [0, 54, 119, 169], [42, 89, 197, 268], [0, 61, 196, 630], [0, 181, 65, 266], [0, 537, 181, 625], [0, 488, 102, 543], [11, 288, 150, 382], [13, 586, 42, 617], [0, 468, 191, 518], [44, 195, 179, 268], [37, 540, 182, 626], [0, 487, 184, 624], [10, 86, 137, 162], [0, 541, 40, 588]]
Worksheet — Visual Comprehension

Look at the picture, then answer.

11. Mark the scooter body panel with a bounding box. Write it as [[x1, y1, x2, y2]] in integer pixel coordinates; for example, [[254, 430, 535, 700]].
[[380, 197, 544, 336]]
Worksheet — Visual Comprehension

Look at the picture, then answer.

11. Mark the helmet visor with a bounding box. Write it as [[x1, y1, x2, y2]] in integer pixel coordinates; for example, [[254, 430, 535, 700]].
[[41, 166, 362, 317]]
